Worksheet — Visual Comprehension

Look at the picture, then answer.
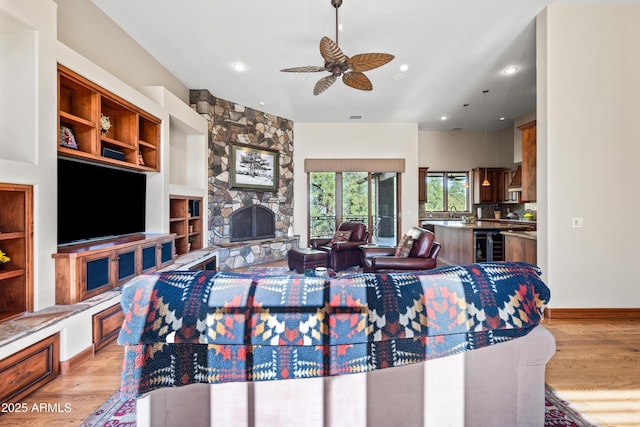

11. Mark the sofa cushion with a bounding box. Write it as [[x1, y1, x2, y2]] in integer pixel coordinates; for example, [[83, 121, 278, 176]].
[[394, 234, 414, 257], [329, 229, 352, 245]]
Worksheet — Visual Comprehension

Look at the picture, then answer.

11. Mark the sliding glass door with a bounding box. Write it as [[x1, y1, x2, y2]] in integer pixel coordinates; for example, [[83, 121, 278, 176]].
[[309, 171, 399, 245]]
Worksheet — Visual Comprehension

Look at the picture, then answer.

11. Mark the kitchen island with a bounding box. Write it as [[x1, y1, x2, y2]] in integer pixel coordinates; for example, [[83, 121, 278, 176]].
[[422, 220, 535, 266], [502, 231, 537, 265]]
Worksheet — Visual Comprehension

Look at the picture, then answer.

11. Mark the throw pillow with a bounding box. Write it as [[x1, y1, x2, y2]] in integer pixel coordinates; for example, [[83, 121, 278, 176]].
[[329, 229, 352, 245], [394, 234, 414, 258]]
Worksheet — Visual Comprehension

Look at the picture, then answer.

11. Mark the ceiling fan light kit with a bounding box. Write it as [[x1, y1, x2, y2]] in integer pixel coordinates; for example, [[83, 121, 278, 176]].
[[280, 0, 394, 95]]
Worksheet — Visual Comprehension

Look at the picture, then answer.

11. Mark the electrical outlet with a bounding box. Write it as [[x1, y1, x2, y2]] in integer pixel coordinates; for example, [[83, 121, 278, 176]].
[[572, 218, 584, 228]]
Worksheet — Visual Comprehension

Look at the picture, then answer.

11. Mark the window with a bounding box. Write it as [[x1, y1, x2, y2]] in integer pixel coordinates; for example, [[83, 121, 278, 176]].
[[425, 171, 469, 212]]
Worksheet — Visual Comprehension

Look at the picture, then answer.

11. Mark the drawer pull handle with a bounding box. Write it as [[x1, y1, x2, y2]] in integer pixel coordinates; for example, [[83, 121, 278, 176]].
[[9, 370, 33, 385]]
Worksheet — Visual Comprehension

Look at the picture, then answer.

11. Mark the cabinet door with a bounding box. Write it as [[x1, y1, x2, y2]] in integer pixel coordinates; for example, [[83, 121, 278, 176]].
[[141, 244, 158, 272], [114, 247, 137, 285], [519, 121, 536, 202], [418, 168, 428, 203], [474, 168, 494, 203], [82, 252, 113, 298]]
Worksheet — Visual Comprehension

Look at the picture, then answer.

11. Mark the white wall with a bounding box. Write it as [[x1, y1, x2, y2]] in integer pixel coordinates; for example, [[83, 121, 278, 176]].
[[538, 4, 640, 308], [418, 128, 515, 171], [293, 123, 418, 247], [0, 0, 58, 310]]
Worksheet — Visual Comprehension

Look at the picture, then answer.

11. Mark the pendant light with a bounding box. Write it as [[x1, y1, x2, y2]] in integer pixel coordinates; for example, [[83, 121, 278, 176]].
[[481, 90, 491, 187], [463, 103, 470, 188]]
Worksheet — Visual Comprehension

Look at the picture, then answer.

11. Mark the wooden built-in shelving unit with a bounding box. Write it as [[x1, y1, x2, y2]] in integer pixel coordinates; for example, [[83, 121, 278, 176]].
[[57, 64, 161, 172], [0, 183, 33, 322], [170, 196, 203, 256]]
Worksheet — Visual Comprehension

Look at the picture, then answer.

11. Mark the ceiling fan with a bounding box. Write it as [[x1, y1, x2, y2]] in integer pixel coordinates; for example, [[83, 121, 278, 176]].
[[280, 0, 394, 95]]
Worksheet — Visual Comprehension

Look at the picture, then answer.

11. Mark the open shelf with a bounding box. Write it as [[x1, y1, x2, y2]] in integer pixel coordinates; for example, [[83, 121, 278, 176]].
[[0, 183, 33, 322], [170, 196, 203, 256], [57, 64, 160, 172]]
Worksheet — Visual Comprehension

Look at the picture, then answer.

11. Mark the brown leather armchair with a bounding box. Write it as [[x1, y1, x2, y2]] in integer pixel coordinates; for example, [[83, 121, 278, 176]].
[[361, 227, 441, 273], [310, 222, 368, 271]]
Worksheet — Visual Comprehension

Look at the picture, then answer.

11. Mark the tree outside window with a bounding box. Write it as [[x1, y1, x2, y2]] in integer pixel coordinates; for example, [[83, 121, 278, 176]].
[[425, 171, 468, 212]]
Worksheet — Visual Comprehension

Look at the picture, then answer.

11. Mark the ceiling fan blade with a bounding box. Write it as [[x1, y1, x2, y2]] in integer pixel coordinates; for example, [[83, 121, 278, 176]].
[[280, 66, 326, 72], [349, 53, 395, 72], [320, 36, 347, 63], [342, 72, 373, 91], [313, 75, 337, 95]]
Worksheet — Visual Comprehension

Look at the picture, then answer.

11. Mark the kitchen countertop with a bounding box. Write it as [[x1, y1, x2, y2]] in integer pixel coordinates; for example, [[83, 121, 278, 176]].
[[501, 230, 537, 240], [421, 220, 535, 231]]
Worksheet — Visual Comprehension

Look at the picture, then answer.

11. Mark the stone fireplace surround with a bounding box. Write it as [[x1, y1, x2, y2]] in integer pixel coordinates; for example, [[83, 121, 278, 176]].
[[190, 90, 297, 269]]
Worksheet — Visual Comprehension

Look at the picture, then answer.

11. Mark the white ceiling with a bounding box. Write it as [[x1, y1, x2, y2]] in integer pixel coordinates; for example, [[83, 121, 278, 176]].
[[90, 0, 621, 132]]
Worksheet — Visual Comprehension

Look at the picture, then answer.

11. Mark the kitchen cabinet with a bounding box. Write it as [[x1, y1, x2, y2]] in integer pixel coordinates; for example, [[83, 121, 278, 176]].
[[518, 120, 536, 202], [418, 167, 428, 204], [472, 168, 504, 204]]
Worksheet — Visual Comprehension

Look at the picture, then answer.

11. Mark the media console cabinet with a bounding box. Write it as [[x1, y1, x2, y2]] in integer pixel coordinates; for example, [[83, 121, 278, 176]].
[[52, 233, 175, 305]]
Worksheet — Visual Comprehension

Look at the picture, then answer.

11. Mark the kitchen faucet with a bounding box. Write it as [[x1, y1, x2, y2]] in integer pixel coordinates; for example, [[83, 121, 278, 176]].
[[450, 206, 457, 218]]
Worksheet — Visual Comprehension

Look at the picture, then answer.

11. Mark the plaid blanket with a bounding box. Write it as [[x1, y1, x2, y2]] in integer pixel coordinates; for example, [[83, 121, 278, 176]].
[[118, 262, 550, 398]]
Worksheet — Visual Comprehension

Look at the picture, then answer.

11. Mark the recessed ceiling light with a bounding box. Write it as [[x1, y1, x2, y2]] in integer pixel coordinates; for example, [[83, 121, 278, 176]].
[[232, 62, 247, 72], [399, 64, 409, 72], [499, 117, 506, 121], [441, 116, 447, 121], [338, 24, 344, 32], [503, 66, 518, 75], [259, 101, 266, 106]]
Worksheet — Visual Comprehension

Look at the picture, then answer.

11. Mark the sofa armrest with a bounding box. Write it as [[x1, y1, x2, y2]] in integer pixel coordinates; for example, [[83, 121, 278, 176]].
[[332, 240, 367, 252], [310, 237, 332, 249], [371, 256, 437, 271], [361, 247, 396, 260]]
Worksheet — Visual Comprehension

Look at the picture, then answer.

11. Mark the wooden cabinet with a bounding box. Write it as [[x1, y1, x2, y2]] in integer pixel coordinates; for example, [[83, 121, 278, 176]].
[[519, 120, 536, 202], [504, 233, 537, 265], [53, 233, 175, 304], [170, 196, 204, 256], [0, 184, 33, 322], [0, 334, 59, 404], [473, 168, 504, 204], [418, 167, 428, 204], [57, 64, 160, 172], [92, 304, 125, 351]]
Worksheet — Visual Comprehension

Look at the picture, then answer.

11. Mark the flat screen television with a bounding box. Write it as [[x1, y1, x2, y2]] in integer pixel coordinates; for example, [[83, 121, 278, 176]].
[[58, 158, 146, 246]]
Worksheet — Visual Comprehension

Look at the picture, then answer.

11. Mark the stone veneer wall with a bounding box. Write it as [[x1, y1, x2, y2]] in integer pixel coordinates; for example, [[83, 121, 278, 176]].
[[189, 89, 296, 269]]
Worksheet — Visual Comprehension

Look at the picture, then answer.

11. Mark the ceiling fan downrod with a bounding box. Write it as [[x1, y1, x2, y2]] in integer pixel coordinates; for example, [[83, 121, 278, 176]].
[[332, 0, 342, 46]]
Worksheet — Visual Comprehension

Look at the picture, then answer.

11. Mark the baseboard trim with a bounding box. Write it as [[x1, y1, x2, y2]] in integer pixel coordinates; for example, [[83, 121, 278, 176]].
[[546, 308, 640, 320], [59, 345, 94, 375]]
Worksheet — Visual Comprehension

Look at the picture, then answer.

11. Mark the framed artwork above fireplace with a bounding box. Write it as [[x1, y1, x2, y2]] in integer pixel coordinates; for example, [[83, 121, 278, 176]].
[[230, 144, 278, 191]]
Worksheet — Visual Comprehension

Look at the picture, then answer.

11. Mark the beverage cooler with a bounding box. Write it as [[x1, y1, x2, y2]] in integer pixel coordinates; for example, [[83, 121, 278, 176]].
[[474, 231, 504, 262]]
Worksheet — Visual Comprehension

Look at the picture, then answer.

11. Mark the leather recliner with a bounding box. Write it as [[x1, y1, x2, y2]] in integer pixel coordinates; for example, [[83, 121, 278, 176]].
[[310, 222, 368, 271], [361, 227, 441, 273]]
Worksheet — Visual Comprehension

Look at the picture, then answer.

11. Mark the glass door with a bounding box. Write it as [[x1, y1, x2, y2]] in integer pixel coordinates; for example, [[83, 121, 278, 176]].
[[309, 171, 399, 245]]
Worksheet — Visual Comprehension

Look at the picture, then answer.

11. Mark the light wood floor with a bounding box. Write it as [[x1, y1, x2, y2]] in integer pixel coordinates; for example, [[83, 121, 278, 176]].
[[1, 282, 638, 426]]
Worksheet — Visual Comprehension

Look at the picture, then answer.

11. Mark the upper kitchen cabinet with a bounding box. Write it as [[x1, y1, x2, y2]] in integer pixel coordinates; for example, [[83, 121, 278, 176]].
[[518, 120, 536, 202], [418, 167, 428, 204], [473, 167, 504, 204]]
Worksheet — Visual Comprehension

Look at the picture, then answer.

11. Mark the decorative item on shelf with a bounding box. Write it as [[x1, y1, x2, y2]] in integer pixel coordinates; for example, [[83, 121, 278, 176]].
[[493, 204, 501, 219], [0, 249, 10, 268], [59, 125, 78, 149], [523, 210, 534, 221], [137, 150, 145, 166], [100, 113, 112, 135]]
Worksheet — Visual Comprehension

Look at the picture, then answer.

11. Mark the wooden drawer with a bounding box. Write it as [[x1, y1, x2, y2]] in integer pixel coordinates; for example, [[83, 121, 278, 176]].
[[92, 304, 124, 351], [0, 334, 59, 403]]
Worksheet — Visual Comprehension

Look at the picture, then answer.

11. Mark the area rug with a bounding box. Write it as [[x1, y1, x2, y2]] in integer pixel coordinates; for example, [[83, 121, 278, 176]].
[[81, 384, 599, 426]]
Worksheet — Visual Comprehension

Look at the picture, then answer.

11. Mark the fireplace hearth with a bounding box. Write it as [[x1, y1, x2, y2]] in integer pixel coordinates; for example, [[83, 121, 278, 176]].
[[230, 205, 275, 242]]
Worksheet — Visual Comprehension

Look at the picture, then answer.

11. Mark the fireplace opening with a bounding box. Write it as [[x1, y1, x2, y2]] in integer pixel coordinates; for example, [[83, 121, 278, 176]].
[[230, 205, 276, 242]]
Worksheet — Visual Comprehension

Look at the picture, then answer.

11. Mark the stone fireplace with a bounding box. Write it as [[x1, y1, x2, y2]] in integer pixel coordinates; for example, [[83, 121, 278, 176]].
[[190, 89, 297, 269], [230, 205, 275, 242]]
